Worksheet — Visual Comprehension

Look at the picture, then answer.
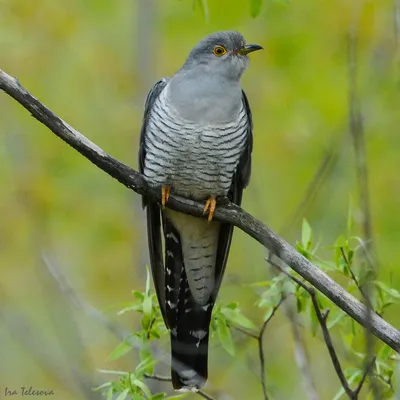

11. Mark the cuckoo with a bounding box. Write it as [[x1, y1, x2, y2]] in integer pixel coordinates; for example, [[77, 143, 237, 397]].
[[139, 31, 262, 391]]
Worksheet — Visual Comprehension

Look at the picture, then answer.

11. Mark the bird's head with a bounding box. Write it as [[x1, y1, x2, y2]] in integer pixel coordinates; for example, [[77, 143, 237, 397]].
[[183, 31, 263, 81]]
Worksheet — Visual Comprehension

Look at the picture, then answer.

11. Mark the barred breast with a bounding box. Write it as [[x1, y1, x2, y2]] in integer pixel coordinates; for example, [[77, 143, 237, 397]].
[[143, 84, 248, 201]]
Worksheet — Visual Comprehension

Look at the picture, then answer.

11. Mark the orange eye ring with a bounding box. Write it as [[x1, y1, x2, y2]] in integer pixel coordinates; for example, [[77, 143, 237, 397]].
[[213, 45, 227, 57]]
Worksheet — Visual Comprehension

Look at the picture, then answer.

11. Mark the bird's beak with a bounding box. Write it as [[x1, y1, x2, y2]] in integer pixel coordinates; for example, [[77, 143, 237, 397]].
[[238, 44, 263, 55]]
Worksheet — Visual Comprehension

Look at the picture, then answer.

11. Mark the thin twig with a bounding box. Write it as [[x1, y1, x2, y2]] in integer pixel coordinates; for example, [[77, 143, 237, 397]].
[[268, 257, 374, 399], [232, 325, 259, 340], [144, 374, 171, 382], [267, 256, 319, 400], [144, 374, 217, 400], [353, 357, 376, 396], [257, 296, 285, 400], [0, 69, 399, 352], [340, 247, 366, 298]]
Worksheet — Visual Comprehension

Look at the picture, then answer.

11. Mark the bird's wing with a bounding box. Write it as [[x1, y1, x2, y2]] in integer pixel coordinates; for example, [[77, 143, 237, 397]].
[[139, 78, 169, 321], [213, 89, 253, 297]]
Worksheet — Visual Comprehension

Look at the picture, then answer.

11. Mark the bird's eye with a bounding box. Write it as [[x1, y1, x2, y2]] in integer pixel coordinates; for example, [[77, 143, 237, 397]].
[[213, 45, 227, 57]]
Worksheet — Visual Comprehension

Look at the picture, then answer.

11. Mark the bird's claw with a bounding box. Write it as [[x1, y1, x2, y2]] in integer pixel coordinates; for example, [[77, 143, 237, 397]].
[[203, 196, 216, 222], [162, 185, 172, 209]]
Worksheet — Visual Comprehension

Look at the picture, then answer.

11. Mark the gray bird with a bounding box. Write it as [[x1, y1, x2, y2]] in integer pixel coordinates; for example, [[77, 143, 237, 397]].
[[139, 31, 262, 391]]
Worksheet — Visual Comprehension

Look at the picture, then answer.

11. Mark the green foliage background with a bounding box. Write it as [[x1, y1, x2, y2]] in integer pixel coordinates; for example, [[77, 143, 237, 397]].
[[0, 0, 399, 399]]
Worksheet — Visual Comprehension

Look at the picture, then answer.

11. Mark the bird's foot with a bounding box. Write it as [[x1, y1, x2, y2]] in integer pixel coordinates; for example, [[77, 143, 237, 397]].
[[162, 184, 172, 209], [203, 196, 216, 222]]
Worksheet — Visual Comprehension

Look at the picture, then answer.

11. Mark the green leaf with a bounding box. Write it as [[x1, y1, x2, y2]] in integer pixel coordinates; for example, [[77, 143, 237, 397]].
[[145, 265, 151, 296], [296, 296, 304, 313], [165, 393, 188, 399], [108, 341, 133, 361], [132, 379, 152, 399], [221, 308, 258, 331], [151, 394, 166, 400], [378, 344, 392, 361], [93, 381, 112, 391], [139, 345, 154, 375], [250, 0, 263, 17], [375, 281, 400, 300], [135, 356, 158, 377], [216, 318, 235, 356], [115, 388, 130, 400], [327, 310, 346, 329], [301, 219, 312, 251], [117, 303, 142, 315], [143, 294, 153, 318], [133, 290, 145, 301], [98, 369, 129, 376]]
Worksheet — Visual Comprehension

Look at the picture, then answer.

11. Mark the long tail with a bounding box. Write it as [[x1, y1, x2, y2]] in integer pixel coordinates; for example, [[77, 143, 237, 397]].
[[170, 274, 211, 390], [163, 215, 213, 391]]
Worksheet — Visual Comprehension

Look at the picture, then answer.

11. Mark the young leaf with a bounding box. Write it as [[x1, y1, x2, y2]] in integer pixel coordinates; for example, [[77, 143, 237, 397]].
[[151, 394, 166, 400], [216, 318, 235, 356], [145, 265, 151, 296], [221, 308, 258, 331], [135, 356, 158, 377], [165, 393, 188, 399], [93, 381, 112, 391], [132, 379, 152, 399], [301, 219, 312, 251], [143, 294, 153, 318], [115, 388, 130, 400], [108, 341, 133, 361]]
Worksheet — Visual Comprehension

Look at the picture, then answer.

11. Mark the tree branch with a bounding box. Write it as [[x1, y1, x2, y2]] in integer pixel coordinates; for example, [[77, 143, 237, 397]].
[[269, 259, 375, 399], [144, 374, 216, 400], [1, 68, 399, 353], [257, 296, 285, 400]]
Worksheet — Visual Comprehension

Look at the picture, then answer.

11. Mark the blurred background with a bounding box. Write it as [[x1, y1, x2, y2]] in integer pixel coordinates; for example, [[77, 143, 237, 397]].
[[0, 0, 399, 399]]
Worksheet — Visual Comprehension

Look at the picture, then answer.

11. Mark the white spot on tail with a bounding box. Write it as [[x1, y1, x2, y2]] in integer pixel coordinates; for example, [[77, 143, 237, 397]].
[[166, 232, 179, 243], [190, 330, 207, 340], [179, 370, 197, 379], [166, 250, 174, 258], [167, 300, 176, 309]]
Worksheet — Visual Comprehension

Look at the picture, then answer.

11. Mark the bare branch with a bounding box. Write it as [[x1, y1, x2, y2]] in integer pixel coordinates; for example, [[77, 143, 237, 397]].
[[269, 259, 375, 399], [354, 357, 376, 397], [0, 69, 399, 353], [257, 296, 285, 400], [340, 247, 366, 298], [232, 325, 259, 340], [144, 374, 217, 400]]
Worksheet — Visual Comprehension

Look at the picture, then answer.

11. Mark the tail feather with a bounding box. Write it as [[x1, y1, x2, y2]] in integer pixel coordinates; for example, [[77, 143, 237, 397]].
[[163, 214, 213, 391], [170, 328, 209, 390], [171, 268, 212, 390]]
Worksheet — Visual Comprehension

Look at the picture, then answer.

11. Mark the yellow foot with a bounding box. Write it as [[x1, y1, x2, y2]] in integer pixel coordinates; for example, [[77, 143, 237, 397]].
[[161, 184, 172, 209], [203, 196, 216, 222]]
